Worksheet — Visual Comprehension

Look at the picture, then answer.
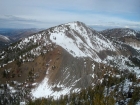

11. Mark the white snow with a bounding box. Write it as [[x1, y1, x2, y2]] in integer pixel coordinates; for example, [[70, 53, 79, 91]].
[[92, 63, 95, 71], [50, 32, 87, 57], [136, 101, 140, 105], [0, 35, 10, 41], [127, 31, 136, 36], [31, 77, 70, 99], [91, 74, 95, 78], [20, 102, 26, 105], [32, 83, 37, 86], [122, 79, 133, 92], [126, 42, 140, 50], [103, 55, 140, 78]]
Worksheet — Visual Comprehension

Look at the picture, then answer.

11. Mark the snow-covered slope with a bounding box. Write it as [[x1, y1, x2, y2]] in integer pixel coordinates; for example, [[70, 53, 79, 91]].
[[126, 42, 140, 50], [49, 22, 116, 62], [32, 77, 71, 99], [0, 21, 117, 98], [0, 34, 10, 42], [1, 21, 140, 103], [8, 21, 116, 62]]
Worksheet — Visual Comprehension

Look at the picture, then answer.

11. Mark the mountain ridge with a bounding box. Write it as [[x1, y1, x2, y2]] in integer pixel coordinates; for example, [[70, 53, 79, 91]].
[[0, 21, 140, 104]]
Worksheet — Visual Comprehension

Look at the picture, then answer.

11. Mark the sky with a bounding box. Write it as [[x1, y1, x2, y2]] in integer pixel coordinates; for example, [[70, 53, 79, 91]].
[[0, 0, 140, 30]]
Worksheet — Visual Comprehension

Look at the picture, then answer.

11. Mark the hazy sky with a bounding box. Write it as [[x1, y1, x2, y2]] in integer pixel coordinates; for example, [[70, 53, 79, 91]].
[[0, 0, 140, 30]]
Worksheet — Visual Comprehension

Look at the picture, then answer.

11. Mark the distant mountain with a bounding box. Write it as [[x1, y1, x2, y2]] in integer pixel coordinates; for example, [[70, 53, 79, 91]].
[[0, 28, 41, 50], [0, 34, 10, 42], [0, 22, 140, 105], [100, 28, 137, 38], [0, 34, 11, 50], [0, 28, 42, 41], [101, 28, 140, 51]]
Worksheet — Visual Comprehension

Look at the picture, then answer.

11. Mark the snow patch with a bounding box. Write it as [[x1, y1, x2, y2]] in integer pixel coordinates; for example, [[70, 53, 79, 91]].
[[31, 77, 70, 99]]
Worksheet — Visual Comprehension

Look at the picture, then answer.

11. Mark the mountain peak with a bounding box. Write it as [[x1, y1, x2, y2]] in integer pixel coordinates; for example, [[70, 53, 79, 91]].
[[66, 21, 84, 24], [50, 21, 86, 30], [66, 21, 86, 27]]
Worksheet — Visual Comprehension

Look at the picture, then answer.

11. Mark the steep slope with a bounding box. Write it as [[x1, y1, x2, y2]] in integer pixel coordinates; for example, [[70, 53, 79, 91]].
[[49, 21, 117, 61]]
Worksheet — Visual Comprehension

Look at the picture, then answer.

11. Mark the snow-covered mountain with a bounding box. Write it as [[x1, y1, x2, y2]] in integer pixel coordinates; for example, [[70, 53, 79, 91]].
[[0, 34, 10, 42], [100, 28, 137, 38], [101, 28, 140, 52], [0, 28, 41, 50], [0, 21, 140, 104], [0, 34, 11, 50], [14, 21, 116, 62]]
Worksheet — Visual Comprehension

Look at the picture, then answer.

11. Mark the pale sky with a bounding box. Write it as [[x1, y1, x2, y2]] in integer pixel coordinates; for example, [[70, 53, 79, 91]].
[[0, 0, 140, 30]]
